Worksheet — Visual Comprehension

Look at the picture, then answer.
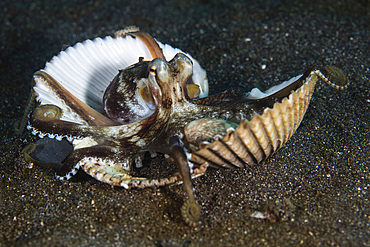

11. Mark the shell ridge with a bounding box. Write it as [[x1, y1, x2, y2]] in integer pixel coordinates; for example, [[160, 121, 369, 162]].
[[298, 80, 313, 126], [192, 149, 231, 169], [202, 145, 235, 168], [207, 139, 245, 168], [259, 109, 280, 152], [293, 91, 305, 136], [236, 121, 266, 163], [268, 102, 286, 149], [217, 137, 246, 168], [280, 97, 294, 142], [223, 130, 256, 166], [249, 114, 274, 160]]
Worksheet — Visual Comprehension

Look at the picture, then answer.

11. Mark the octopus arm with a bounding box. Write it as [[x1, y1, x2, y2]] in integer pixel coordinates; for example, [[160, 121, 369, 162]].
[[29, 104, 163, 153], [33, 71, 118, 126]]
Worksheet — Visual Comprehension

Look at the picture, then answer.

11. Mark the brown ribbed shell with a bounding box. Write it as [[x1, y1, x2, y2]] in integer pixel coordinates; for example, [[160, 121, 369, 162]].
[[189, 73, 316, 168]]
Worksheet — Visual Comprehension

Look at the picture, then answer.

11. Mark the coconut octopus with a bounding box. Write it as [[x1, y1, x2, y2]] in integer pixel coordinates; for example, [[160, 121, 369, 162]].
[[23, 27, 348, 224]]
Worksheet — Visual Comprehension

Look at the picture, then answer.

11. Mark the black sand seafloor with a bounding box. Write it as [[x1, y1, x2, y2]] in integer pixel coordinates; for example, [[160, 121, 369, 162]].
[[0, 0, 369, 246]]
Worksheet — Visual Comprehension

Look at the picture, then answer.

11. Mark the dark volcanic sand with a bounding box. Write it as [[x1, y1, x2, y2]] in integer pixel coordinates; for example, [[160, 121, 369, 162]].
[[1, 0, 369, 246]]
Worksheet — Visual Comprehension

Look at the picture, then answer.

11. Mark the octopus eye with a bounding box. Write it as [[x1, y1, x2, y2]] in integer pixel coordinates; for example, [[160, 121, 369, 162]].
[[149, 66, 157, 73], [149, 59, 169, 83], [169, 53, 193, 81]]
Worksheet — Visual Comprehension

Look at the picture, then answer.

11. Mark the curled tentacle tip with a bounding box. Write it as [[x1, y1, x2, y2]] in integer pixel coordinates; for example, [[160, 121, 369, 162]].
[[181, 201, 201, 225], [22, 138, 73, 170], [114, 26, 140, 38], [32, 104, 63, 120], [321, 66, 349, 90], [22, 143, 36, 160], [14, 121, 22, 136], [22, 143, 59, 169]]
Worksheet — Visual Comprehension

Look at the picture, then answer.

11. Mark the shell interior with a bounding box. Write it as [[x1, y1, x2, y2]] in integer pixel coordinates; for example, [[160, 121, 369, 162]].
[[246, 74, 302, 99]]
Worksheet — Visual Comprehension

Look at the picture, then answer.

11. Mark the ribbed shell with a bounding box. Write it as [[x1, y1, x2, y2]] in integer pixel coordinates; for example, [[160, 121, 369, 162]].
[[189, 73, 316, 168]]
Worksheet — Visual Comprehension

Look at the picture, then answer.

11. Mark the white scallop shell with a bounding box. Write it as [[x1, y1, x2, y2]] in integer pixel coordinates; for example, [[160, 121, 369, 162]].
[[33, 35, 208, 124]]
